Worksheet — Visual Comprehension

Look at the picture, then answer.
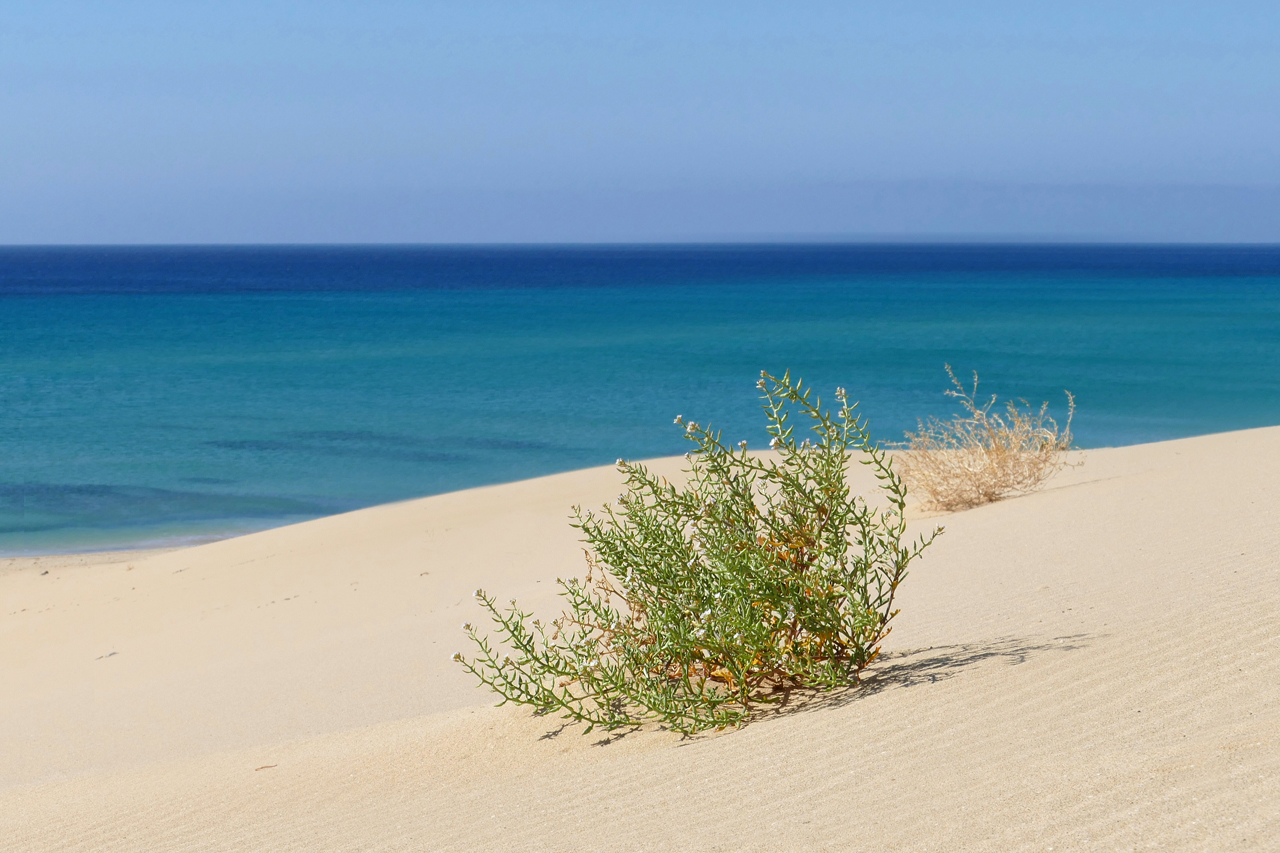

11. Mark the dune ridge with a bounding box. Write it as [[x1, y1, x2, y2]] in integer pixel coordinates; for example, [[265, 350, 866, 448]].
[[3, 429, 1279, 850]]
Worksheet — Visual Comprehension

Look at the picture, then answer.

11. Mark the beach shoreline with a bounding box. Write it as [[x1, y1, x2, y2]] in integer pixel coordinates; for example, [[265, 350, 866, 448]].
[[0, 548, 175, 579]]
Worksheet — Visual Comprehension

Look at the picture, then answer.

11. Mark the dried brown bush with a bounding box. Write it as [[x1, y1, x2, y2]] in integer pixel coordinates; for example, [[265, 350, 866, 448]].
[[896, 366, 1076, 511]]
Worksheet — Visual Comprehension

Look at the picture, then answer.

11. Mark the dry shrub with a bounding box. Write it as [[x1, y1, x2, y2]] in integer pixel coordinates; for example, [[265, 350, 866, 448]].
[[897, 365, 1076, 511]]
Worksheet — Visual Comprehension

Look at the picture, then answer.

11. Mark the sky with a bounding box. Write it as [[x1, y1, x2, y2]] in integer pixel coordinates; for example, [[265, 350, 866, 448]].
[[2, 1, 1278, 243]]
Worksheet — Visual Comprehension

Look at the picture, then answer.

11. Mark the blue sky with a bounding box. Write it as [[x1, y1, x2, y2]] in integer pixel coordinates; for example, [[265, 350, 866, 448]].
[[3, 1, 1278, 242]]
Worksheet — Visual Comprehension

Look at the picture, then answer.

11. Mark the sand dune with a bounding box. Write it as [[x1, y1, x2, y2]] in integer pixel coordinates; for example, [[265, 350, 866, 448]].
[[3, 430, 1279, 851]]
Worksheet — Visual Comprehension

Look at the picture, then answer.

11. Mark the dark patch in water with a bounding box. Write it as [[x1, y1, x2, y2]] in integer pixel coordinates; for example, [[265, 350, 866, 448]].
[[206, 436, 464, 463], [290, 429, 555, 451], [207, 439, 292, 452], [204, 430, 545, 462], [0, 483, 330, 534], [291, 429, 422, 444], [457, 436, 558, 451]]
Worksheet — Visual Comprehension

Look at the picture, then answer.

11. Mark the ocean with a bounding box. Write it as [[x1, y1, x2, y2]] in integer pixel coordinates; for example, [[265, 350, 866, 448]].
[[3, 244, 1278, 554]]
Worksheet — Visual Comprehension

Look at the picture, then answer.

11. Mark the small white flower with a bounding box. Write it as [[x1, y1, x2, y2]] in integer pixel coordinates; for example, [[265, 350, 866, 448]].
[[769, 437, 782, 449], [473, 588, 485, 599], [462, 622, 473, 631], [451, 652, 463, 662], [509, 598, 517, 606], [616, 457, 625, 466], [674, 415, 683, 424], [836, 386, 847, 400]]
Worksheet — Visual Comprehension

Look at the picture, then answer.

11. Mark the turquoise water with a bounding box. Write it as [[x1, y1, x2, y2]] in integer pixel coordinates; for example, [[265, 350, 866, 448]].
[[3, 245, 1279, 554]]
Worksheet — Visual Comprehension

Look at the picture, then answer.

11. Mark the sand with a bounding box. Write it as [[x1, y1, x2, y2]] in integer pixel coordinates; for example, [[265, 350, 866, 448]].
[[2, 429, 1278, 851]]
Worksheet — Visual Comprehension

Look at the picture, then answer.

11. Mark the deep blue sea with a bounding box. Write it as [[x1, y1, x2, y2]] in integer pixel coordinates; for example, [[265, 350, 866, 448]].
[[3, 244, 1279, 554]]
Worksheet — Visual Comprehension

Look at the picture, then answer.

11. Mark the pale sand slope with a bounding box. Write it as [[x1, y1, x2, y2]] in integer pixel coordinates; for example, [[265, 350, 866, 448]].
[[2, 429, 1279, 851]]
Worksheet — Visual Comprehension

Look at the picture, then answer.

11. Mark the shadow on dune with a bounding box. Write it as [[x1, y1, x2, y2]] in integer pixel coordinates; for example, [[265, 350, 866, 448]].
[[869, 633, 1094, 689], [760, 633, 1097, 720], [530, 635, 1095, 745]]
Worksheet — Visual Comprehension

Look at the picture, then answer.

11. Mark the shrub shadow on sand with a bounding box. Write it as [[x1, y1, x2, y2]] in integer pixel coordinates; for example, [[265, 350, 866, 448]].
[[748, 633, 1097, 722], [536, 634, 1095, 745]]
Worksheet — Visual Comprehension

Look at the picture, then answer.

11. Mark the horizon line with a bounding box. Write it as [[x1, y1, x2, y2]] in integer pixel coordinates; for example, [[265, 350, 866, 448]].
[[5, 239, 1280, 249]]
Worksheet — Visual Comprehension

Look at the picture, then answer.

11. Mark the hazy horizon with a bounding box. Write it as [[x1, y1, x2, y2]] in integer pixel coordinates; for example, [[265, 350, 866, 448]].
[[5, 2, 1278, 244]]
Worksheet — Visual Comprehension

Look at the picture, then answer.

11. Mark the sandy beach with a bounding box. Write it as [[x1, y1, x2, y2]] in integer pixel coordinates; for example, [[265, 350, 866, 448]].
[[3, 428, 1278, 851]]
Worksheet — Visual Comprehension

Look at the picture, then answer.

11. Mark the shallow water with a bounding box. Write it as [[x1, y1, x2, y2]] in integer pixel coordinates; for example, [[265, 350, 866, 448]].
[[3, 244, 1278, 553]]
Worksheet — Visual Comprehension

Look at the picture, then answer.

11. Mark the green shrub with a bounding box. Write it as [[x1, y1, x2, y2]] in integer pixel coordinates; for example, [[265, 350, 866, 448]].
[[454, 371, 941, 734]]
